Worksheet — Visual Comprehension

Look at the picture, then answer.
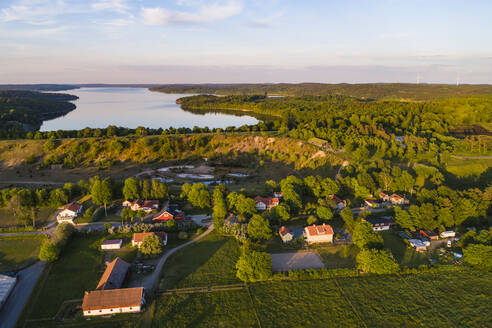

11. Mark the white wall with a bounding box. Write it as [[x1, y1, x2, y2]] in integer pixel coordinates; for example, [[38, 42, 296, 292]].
[[83, 305, 141, 316]]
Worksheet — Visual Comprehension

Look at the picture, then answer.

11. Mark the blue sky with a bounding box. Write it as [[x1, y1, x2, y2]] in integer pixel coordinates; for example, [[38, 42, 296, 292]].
[[1, 0, 491, 83]]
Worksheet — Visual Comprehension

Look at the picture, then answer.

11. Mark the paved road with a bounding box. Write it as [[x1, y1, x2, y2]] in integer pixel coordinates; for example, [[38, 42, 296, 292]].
[[139, 224, 215, 292], [0, 261, 46, 328]]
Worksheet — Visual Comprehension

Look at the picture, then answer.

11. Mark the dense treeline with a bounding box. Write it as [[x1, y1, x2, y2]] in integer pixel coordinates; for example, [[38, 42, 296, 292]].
[[0, 90, 78, 138], [177, 94, 492, 157], [0, 84, 77, 91], [151, 83, 492, 101]]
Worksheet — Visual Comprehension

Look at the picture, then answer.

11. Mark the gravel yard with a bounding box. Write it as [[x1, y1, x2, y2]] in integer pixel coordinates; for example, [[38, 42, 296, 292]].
[[270, 251, 325, 272]]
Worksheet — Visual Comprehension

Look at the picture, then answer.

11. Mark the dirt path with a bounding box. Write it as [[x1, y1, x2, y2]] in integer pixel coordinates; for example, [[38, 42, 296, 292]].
[[140, 224, 215, 292]]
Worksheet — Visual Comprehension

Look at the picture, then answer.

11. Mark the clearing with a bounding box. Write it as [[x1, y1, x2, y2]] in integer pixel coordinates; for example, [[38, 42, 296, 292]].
[[270, 251, 325, 272]]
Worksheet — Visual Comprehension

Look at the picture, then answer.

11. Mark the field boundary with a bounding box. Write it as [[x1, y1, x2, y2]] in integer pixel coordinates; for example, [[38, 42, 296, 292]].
[[245, 283, 263, 328], [332, 277, 369, 328]]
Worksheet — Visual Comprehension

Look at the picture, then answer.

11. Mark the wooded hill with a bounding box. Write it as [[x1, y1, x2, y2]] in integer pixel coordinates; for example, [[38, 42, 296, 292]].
[[151, 83, 492, 101]]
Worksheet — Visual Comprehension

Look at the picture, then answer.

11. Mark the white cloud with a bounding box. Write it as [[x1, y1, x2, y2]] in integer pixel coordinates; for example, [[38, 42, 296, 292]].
[[91, 0, 130, 14], [247, 12, 283, 28], [142, 0, 243, 26], [0, 0, 84, 25]]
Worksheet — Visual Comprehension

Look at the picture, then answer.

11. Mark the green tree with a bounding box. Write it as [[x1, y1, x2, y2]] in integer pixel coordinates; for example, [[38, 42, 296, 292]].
[[394, 207, 414, 230], [463, 244, 492, 271], [356, 248, 399, 274], [316, 206, 333, 221], [247, 214, 272, 240], [39, 242, 60, 262], [236, 251, 272, 282], [49, 188, 68, 207], [187, 183, 211, 209], [140, 234, 163, 256], [91, 177, 113, 216], [121, 207, 135, 224], [6, 195, 30, 226], [353, 221, 383, 249], [123, 177, 140, 200], [340, 207, 356, 233], [271, 203, 290, 222]]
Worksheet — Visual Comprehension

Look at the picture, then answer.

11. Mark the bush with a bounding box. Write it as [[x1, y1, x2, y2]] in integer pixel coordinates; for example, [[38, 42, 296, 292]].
[[39, 242, 60, 262], [236, 250, 272, 282], [140, 234, 163, 256], [356, 248, 400, 274], [178, 231, 189, 240]]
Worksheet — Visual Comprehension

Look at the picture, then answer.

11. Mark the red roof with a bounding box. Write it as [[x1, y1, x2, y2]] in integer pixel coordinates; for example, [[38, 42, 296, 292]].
[[132, 232, 167, 243], [379, 192, 388, 198], [279, 226, 291, 237], [96, 258, 130, 290], [305, 224, 334, 236], [82, 287, 143, 311], [64, 202, 82, 212], [390, 194, 404, 201], [329, 195, 345, 205], [254, 196, 279, 207]]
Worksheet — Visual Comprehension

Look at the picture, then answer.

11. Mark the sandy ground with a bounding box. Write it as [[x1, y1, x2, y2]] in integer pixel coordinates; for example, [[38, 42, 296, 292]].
[[270, 251, 325, 272]]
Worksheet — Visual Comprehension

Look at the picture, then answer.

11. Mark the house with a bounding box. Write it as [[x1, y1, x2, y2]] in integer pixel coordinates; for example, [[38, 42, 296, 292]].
[[419, 230, 439, 241], [122, 200, 133, 207], [304, 224, 334, 244], [57, 202, 83, 224], [364, 200, 379, 208], [152, 207, 187, 222], [96, 258, 130, 290], [279, 226, 293, 243], [364, 217, 394, 231], [101, 239, 123, 250], [308, 137, 330, 149], [440, 231, 456, 238], [273, 192, 283, 199], [389, 194, 409, 205], [0, 274, 17, 309], [254, 196, 279, 211], [132, 232, 167, 248], [379, 193, 390, 202], [82, 287, 145, 316], [130, 200, 159, 213], [329, 195, 347, 210], [408, 239, 429, 252]]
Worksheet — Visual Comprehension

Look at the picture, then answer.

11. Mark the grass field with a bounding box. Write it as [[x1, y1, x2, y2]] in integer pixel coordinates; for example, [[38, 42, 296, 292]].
[[313, 244, 358, 269], [19, 234, 104, 325], [445, 157, 492, 178], [381, 231, 429, 268], [149, 267, 492, 328], [0, 237, 44, 272], [158, 231, 241, 290], [0, 207, 55, 228]]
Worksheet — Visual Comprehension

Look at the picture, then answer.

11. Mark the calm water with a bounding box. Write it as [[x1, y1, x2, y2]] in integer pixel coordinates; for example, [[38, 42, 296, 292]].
[[40, 87, 258, 131]]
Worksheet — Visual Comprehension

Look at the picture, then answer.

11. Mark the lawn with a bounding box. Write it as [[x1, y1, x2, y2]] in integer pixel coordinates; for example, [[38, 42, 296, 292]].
[[158, 231, 241, 290], [19, 234, 105, 325], [445, 157, 492, 178], [381, 230, 429, 268], [0, 236, 44, 272], [313, 243, 358, 269], [0, 207, 55, 228]]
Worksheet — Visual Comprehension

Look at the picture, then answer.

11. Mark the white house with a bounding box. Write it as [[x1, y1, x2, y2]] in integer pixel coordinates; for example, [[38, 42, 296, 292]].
[[389, 194, 409, 205], [440, 231, 456, 238], [364, 217, 394, 231], [329, 195, 346, 210], [101, 239, 123, 250], [57, 202, 83, 224], [254, 196, 279, 211], [279, 226, 293, 243], [304, 224, 334, 244], [82, 287, 144, 316]]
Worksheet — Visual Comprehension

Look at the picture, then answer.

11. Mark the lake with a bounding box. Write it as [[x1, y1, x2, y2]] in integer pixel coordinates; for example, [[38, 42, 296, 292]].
[[40, 87, 258, 131]]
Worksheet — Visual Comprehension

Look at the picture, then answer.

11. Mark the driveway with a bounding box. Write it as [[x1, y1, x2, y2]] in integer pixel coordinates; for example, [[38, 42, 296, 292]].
[[134, 224, 215, 292], [0, 261, 46, 328]]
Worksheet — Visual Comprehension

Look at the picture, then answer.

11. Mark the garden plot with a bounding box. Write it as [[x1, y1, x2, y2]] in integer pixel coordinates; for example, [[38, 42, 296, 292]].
[[270, 251, 325, 272]]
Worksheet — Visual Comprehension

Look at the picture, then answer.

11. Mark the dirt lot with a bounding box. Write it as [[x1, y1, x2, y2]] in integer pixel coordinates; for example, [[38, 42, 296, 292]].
[[270, 251, 325, 272]]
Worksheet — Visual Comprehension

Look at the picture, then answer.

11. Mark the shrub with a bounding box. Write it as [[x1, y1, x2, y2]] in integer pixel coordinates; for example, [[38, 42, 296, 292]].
[[140, 235, 163, 256], [39, 242, 60, 262], [178, 231, 189, 240], [236, 251, 272, 282]]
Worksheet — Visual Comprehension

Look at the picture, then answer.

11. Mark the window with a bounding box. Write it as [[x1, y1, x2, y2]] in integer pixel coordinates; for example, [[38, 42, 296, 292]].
[[87, 311, 91, 314]]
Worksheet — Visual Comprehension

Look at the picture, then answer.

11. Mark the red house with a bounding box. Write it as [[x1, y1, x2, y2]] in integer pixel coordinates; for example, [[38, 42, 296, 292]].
[[153, 208, 188, 222]]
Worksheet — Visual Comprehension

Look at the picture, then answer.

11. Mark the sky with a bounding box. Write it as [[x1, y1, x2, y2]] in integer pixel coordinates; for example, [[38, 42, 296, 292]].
[[1, 0, 492, 84]]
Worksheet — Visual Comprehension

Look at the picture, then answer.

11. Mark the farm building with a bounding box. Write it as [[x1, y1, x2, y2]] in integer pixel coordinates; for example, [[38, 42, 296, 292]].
[[389, 194, 409, 205], [96, 258, 130, 290], [132, 232, 168, 248], [57, 202, 83, 224], [254, 196, 279, 211], [0, 275, 16, 309], [82, 287, 145, 316], [279, 226, 293, 243], [308, 137, 330, 149], [152, 207, 188, 222], [304, 224, 334, 244], [440, 231, 456, 238], [101, 239, 123, 250], [420, 230, 439, 240], [408, 239, 429, 252]]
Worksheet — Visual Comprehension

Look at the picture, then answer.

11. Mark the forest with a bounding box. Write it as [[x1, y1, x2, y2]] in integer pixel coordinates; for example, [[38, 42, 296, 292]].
[[0, 90, 77, 137], [151, 83, 492, 100]]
